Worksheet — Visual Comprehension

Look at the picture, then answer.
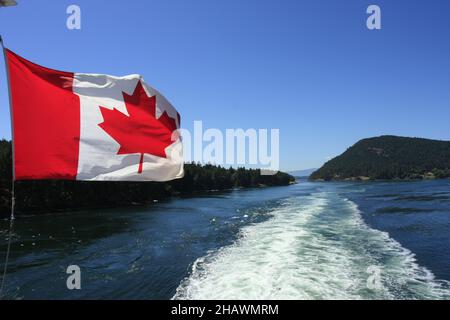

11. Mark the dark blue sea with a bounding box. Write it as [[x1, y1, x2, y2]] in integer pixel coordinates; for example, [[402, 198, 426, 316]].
[[1, 180, 450, 299]]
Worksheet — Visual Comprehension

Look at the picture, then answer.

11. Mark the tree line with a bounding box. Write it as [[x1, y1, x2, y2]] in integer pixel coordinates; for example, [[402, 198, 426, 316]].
[[0, 140, 294, 216]]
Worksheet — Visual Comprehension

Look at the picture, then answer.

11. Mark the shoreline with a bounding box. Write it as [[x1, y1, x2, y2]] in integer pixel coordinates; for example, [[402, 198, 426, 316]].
[[0, 183, 295, 219], [309, 177, 450, 183]]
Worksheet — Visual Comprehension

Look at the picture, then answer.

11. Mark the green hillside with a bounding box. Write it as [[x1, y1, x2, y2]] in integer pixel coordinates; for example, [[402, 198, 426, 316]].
[[310, 136, 450, 181]]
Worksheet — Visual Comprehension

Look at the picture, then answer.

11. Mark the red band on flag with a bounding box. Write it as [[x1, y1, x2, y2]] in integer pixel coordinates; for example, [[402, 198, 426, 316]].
[[6, 49, 80, 180]]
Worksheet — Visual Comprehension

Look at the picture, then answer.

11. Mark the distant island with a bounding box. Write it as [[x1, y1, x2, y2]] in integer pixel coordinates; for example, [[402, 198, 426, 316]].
[[0, 140, 294, 216], [289, 168, 318, 178], [310, 135, 450, 181]]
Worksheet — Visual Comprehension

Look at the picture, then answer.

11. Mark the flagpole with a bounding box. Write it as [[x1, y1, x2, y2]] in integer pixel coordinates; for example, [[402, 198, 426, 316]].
[[0, 35, 15, 299], [0, 35, 15, 220]]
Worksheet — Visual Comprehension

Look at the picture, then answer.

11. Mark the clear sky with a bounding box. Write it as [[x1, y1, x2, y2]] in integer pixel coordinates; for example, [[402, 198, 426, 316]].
[[1, 0, 449, 171]]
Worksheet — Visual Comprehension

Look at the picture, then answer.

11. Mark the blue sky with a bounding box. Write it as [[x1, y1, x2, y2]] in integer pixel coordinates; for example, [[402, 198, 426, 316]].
[[1, 0, 449, 171]]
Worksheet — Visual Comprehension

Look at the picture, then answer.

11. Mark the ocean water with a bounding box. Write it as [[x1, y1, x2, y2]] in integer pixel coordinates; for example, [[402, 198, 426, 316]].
[[1, 180, 450, 299]]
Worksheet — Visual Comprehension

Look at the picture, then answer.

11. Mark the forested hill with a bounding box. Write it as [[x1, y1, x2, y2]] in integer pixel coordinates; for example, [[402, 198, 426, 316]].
[[0, 140, 294, 216], [310, 136, 450, 181]]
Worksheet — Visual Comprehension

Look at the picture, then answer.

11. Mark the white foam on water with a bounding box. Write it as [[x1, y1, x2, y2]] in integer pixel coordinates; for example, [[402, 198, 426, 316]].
[[173, 192, 450, 300]]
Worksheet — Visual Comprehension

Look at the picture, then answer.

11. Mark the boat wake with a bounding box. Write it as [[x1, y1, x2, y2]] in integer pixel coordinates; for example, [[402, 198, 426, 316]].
[[173, 192, 450, 299]]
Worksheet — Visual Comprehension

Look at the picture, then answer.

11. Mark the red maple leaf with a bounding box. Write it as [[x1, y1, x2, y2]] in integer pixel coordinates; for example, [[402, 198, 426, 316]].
[[98, 80, 179, 174]]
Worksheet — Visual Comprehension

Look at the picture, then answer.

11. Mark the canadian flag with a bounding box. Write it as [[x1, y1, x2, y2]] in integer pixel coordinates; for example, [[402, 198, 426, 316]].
[[5, 49, 184, 181]]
